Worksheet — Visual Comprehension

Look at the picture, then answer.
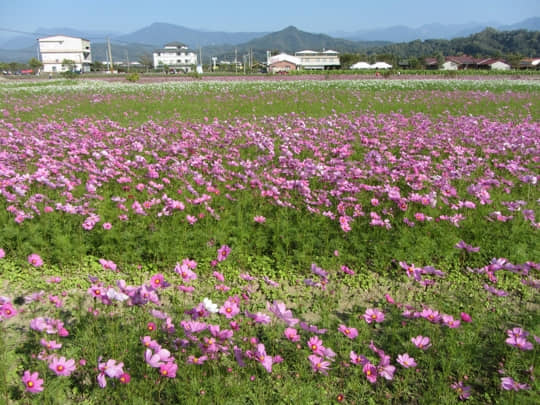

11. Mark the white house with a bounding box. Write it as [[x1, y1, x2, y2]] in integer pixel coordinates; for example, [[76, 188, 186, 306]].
[[38, 35, 91, 73], [477, 58, 511, 70], [266, 52, 301, 73], [294, 49, 340, 70], [153, 42, 197, 72]]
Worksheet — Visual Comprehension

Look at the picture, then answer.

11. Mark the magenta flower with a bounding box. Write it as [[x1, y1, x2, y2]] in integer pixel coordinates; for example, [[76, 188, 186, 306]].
[[253, 215, 266, 223], [460, 312, 472, 323], [363, 362, 378, 383], [363, 308, 385, 324], [338, 324, 358, 339], [217, 245, 231, 262], [0, 302, 17, 319], [411, 335, 432, 350], [49, 356, 76, 376], [22, 370, 44, 394], [119, 373, 131, 384], [0, 248, 5, 259], [396, 353, 417, 368], [28, 253, 43, 267], [150, 273, 168, 289], [213, 271, 225, 282]]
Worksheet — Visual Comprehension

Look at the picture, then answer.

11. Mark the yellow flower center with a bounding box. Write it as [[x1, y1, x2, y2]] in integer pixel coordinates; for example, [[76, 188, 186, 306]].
[[27, 381, 34, 387]]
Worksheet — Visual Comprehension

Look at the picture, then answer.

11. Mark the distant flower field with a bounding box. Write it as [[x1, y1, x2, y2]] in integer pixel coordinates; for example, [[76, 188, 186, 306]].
[[0, 78, 538, 404]]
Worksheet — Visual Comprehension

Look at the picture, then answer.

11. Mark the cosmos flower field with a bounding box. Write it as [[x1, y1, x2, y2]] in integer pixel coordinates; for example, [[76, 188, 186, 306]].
[[0, 77, 539, 404]]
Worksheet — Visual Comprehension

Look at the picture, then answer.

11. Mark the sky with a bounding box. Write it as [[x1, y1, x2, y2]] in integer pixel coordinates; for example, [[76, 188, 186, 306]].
[[0, 0, 538, 36]]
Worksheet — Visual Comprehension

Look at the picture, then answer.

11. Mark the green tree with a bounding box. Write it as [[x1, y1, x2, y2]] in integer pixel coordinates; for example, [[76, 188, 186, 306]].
[[28, 57, 43, 73], [61, 59, 76, 72]]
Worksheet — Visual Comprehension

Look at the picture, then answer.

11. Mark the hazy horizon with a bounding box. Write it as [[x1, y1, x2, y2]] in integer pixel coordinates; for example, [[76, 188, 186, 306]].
[[0, 0, 538, 38]]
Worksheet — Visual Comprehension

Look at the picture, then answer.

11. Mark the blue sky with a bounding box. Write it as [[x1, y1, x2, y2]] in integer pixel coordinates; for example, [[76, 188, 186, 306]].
[[0, 0, 538, 35]]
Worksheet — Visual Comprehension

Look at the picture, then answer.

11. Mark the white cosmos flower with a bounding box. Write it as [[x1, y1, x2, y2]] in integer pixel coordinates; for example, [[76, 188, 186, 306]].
[[203, 298, 218, 313]]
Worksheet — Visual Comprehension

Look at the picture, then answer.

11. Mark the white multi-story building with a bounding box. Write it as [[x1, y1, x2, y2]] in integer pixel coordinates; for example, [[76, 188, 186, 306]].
[[153, 42, 198, 72], [294, 50, 340, 70], [38, 35, 91, 73]]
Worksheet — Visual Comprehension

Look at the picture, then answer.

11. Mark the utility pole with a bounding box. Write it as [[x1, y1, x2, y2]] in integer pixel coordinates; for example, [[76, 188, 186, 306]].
[[235, 48, 237, 74], [125, 49, 129, 73], [107, 37, 113, 73]]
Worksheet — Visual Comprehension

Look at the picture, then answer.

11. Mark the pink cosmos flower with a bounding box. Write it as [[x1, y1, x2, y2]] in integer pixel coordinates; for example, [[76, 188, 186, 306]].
[[49, 356, 76, 376], [451, 380, 472, 400], [40, 339, 62, 350], [349, 351, 368, 366], [28, 253, 43, 267], [175, 263, 197, 281], [396, 353, 416, 368], [253, 215, 266, 223], [505, 335, 533, 350], [22, 370, 44, 394], [363, 362, 378, 383], [308, 354, 330, 375], [0, 302, 17, 319], [99, 358, 124, 379], [213, 271, 225, 282], [103, 222, 112, 230], [188, 355, 208, 365], [284, 327, 300, 342], [500, 376, 530, 391], [159, 362, 178, 378], [411, 335, 431, 350], [267, 301, 299, 326], [307, 336, 324, 356], [338, 324, 358, 339], [150, 273, 166, 289], [254, 343, 273, 373], [99, 258, 117, 271], [363, 308, 385, 324], [0, 248, 5, 259], [219, 299, 240, 318], [217, 245, 231, 262]]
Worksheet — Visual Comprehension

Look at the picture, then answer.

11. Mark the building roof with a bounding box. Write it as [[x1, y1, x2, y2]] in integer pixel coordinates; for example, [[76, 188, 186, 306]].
[[295, 50, 317, 55], [268, 53, 301, 65], [164, 42, 188, 48], [477, 58, 509, 66], [38, 35, 90, 42], [445, 55, 476, 65]]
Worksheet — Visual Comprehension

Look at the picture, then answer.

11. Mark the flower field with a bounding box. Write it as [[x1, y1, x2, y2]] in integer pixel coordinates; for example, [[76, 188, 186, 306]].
[[0, 78, 538, 404]]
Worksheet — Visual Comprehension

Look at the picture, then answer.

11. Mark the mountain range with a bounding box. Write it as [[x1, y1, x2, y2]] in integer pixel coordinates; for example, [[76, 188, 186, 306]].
[[0, 17, 538, 63]]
